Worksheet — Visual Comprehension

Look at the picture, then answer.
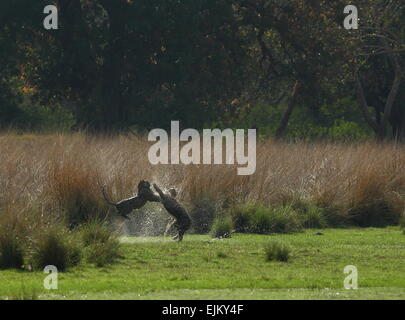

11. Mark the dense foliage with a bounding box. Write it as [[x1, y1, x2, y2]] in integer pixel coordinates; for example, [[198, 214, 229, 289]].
[[0, 1, 404, 139]]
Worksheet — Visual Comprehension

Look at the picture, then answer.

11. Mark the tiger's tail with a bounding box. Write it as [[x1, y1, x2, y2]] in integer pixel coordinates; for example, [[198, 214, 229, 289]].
[[102, 186, 116, 207]]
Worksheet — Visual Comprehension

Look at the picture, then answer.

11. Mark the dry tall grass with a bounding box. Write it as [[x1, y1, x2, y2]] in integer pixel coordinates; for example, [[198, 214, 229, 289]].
[[0, 132, 404, 233]]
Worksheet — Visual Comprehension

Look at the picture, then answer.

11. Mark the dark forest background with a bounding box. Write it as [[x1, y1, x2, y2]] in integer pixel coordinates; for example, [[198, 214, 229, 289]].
[[0, 0, 404, 140]]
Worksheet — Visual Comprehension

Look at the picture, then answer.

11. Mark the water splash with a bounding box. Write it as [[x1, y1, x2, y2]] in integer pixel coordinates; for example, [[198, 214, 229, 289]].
[[121, 202, 170, 237]]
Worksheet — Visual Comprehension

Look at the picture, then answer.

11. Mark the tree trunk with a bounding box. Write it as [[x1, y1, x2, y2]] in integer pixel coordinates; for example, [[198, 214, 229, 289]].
[[275, 81, 300, 139], [356, 32, 403, 141], [57, 0, 98, 128], [99, 0, 128, 130], [356, 68, 402, 141]]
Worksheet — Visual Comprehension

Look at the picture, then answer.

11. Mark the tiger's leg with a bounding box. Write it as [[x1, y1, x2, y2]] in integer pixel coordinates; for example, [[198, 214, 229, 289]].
[[172, 222, 181, 240], [177, 228, 185, 241], [164, 218, 176, 237], [173, 222, 186, 241]]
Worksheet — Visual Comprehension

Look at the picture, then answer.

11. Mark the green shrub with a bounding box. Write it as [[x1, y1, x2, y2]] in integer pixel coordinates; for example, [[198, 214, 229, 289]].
[[0, 232, 24, 269], [292, 199, 328, 228], [249, 206, 274, 234], [85, 239, 120, 267], [80, 222, 121, 267], [303, 207, 328, 228], [229, 203, 255, 233], [321, 205, 348, 227], [264, 241, 291, 262], [68, 240, 82, 267], [189, 198, 217, 234], [80, 221, 112, 246], [348, 199, 400, 228], [32, 227, 82, 271], [211, 216, 233, 238], [229, 203, 302, 234], [0, 210, 30, 270], [267, 205, 302, 234]]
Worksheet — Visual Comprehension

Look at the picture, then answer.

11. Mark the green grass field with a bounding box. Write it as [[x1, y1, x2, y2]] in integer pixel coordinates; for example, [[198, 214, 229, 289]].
[[1, 227, 405, 300]]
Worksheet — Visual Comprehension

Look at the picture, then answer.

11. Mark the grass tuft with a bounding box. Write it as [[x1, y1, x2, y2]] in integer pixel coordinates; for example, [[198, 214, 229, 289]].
[[189, 198, 217, 234], [264, 241, 291, 262], [48, 157, 109, 228], [292, 199, 328, 228], [85, 239, 121, 268], [0, 213, 29, 270], [80, 221, 113, 246], [0, 231, 24, 269], [31, 227, 82, 271], [80, 222, 121, 267], [211, 216, 234, 238]]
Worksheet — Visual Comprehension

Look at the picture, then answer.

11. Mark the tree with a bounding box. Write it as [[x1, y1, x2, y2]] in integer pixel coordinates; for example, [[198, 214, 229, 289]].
[[18, 0, 249, 130], [349, 1, 405, 140], [234, 0, 352, 138]]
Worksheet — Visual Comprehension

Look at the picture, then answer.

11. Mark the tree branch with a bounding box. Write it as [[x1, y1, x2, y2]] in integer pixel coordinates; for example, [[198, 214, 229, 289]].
[[355, 73, 379, 133]]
